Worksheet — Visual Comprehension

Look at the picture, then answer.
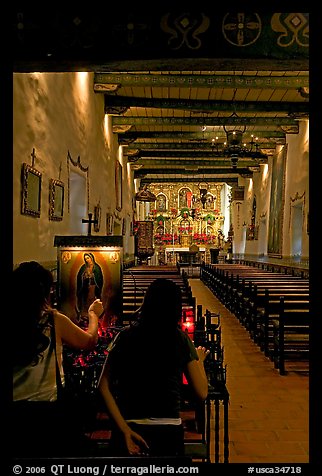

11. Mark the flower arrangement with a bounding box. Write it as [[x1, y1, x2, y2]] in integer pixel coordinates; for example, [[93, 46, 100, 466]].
[[192, 233, 216, 244], [133, 221, 140, 234], [153, 233, 179, 245]]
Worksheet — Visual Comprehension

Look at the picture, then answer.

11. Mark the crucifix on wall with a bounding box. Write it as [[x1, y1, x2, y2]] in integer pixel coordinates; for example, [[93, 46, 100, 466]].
[[82, 213, 98, 236]]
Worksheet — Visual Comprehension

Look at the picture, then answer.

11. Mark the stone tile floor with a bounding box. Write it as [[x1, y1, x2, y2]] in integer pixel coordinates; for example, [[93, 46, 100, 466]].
[[188, 279, 309, 464]]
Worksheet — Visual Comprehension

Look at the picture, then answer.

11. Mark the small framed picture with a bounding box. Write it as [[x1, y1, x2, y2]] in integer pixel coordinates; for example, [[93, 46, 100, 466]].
[[21, 163, 42, 217], [49, 179, 64, 221], [106, 213, 114, 235], [94, 204, 101, 232]]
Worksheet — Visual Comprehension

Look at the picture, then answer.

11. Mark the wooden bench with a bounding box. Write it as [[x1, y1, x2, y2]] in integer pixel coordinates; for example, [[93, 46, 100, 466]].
[[236, 282, 308, 328], [257, 296, 309, 358], [246, 287, 309, 339], [200, 263, 308, 319], [122, 268, 195, 324], [272, 296, 309, 375], [200, 264, 310, 364]]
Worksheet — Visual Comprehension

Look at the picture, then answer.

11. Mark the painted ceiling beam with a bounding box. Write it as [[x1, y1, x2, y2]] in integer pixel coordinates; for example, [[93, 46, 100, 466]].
[[104, 95, 308, 114], [95, 73, 308, 90], [126, 150, 269, 160], [140, 177, 239, 185], [130, 158, 264, 167], [134, 167, 253, 176], [112, 116, 298, 127], [119, 131, 286, 141], [124, 141, 276, 150]]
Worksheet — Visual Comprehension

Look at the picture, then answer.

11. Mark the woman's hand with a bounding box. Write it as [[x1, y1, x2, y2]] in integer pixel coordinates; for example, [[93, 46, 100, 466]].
[[196, 346, 210, 363], [88, 299, 104, 317], [123, 428, 150, 456]]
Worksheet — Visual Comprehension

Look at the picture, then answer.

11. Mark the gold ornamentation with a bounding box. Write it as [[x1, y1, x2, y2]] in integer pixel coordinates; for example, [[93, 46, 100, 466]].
[[271, 13, 309, 48], [222, 12, 261, 47], [160, 12, 210, 50]]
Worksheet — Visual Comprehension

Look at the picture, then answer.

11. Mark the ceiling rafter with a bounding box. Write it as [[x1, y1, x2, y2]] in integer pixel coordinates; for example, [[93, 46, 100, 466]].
[[124, 141, 277, 150], [95, 73, 309, 90], [129, 158, 265, 167], [112, 116, 299, 127], [119, 131, 286, 141], [104, 95, 308, 114]]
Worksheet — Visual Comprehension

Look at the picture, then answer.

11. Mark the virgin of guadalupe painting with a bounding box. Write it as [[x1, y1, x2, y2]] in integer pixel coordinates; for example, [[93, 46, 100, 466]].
[[57, 248, 123, 328], [76, 252, 103, 322], [268, 146, 287, 257]]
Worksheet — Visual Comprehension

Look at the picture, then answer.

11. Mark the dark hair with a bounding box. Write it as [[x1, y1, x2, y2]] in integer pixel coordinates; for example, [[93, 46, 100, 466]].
[[139, 278, 182, 330], [13, 261, 54, 367]]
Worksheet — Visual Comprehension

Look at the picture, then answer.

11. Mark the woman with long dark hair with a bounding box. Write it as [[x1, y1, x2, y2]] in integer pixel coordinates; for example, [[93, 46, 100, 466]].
[[12, 261, 104, 457], [98, 278, 209, 457]]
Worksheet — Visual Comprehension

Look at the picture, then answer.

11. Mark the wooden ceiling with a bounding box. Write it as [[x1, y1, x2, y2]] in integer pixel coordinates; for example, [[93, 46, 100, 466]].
[[12, 10, 309, 186], [95, 70, 308, 185]]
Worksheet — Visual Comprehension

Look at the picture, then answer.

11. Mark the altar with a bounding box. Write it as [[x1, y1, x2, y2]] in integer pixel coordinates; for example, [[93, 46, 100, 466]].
[[165, 246, 206, 264]]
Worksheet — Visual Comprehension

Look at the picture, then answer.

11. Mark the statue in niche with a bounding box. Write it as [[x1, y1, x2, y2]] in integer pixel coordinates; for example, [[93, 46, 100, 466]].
[[179, 187, 192, 208], [156, 194, 167, 212], [205, 192, 215, 210]]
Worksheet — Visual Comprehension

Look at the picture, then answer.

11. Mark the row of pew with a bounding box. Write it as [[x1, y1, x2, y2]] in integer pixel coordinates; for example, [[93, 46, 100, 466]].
[[200, 263, 309, 375], [183, 304, 229, 462], [122, 265, 196, 324]]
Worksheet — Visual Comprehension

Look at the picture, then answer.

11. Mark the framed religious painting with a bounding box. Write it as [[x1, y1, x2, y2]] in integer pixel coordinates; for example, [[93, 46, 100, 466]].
[[115, 161, 122, 211], [93, 203, 101, 232], [268, 145, 287, 257], [49, 178, 64, 221], [54, 236, 124, 328], [106, 213, 114, 235], [21, 163, 42, 217]]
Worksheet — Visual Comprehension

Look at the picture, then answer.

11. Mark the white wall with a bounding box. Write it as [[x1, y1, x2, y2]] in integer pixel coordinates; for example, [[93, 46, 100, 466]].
[[232, 120, 309, 261], [283, 120, 309, 259], [13, 72, 134, 266]]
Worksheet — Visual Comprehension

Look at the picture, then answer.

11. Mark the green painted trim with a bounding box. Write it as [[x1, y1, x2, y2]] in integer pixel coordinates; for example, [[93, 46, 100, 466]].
[[129, 158, 267, 167], [140, 177, 238, 185], [120, 131, 286, 140], [113, 116, 298, 126], [105, 95, 308, 114], [125, 141, 276, 150], [134, 167, 253, 176], [96, 73, 308, 89]]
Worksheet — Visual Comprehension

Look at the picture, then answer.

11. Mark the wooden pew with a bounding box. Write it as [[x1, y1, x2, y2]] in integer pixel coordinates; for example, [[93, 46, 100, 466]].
[[200, 263, 309, 362], [272, 296, 309, 375], [257, 296, 309, 357], [122, 267, 195, 324], [200, 263, 308, 318], [245, 287, 309, 338], [235, 282, 308, 328]]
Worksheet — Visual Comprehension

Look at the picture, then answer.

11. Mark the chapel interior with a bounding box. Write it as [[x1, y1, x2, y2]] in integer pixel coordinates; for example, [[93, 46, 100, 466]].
[[12, 9, 314, 465]]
